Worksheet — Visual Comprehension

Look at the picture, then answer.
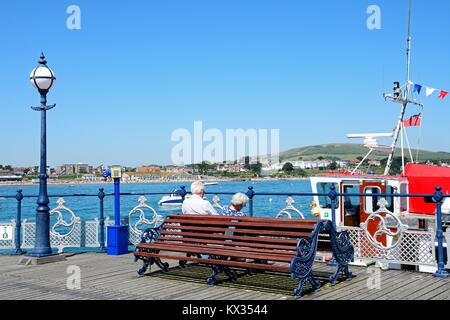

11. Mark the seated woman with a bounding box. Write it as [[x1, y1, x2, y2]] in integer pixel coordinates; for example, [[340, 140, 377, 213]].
[[221, 193, 249, 216]]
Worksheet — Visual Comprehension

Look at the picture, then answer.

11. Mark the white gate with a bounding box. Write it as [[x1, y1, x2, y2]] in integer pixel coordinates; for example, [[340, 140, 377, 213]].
[[340, 198, 437, 267], [340, 226, 436, 266]]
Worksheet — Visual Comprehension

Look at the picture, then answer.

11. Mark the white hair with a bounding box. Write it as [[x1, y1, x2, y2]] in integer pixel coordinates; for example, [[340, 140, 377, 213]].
[[231, 193, 249, 207], [190, 181, 205, 195]]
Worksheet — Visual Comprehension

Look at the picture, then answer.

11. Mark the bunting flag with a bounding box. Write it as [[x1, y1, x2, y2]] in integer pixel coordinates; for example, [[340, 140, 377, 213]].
[[438, 90, 449, 99], [426, 87, 436, 97], [413, 84, 422, 94], [403, 113, 422, 127], [408, 81, 448, 100]]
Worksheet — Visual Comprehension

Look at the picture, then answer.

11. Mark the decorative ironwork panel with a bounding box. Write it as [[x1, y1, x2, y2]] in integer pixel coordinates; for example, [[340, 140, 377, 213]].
[[276, 196, 305, 219], [360, 198, 408, 250], [49, 198, 82, 253], [340, 226, 436, 266], [128, 196, 164, 245], [0, 221, 16, 249]]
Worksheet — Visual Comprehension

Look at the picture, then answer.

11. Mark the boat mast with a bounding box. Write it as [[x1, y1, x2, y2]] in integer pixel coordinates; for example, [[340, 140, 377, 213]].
[[384, 0, 413, 176]]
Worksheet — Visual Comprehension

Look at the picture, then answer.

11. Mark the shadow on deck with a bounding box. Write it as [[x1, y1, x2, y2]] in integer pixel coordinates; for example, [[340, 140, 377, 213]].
[[146, 263, 351, 297]]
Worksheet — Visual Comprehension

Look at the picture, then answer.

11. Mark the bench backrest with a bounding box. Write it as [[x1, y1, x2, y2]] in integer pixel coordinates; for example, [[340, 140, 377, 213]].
[[154, 214, 331, 253]]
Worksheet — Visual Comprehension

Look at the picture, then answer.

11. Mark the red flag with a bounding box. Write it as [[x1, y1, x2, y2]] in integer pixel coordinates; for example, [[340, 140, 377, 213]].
[[438, 90, 448, 99], [403, 113, 422, 128]]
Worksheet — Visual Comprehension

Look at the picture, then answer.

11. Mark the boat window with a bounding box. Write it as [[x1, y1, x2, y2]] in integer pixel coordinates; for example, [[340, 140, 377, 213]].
[[364, 187, 382, 213], [317, 183, 340, 209], [385, 186, 395, 212], [343, 185, 360, 216]]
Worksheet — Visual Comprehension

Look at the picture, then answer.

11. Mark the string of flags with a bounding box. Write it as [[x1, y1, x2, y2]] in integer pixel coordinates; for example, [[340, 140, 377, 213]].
[[408, 81, 448, 100]]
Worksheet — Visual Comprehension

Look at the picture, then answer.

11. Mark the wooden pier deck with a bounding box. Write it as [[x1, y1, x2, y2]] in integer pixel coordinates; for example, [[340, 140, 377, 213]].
[[0, 252, 448, 300]]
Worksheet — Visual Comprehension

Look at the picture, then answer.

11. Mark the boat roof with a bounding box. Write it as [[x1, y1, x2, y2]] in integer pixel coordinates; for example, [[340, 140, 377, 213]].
[[404, 163, 450, 177], [312, 172, 407, 181], [312, 164, 450, 182]]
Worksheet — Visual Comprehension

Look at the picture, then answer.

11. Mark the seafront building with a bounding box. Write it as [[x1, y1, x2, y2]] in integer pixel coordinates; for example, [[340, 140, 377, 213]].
[[137, 166, 162, 173]]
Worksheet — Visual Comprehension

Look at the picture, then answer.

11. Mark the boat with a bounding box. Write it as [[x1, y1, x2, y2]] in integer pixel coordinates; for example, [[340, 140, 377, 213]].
[[158, 192, 185, 206], [308, 0, 449, 270], [158, 190, 196, 207], [204, 182, 218, 186]]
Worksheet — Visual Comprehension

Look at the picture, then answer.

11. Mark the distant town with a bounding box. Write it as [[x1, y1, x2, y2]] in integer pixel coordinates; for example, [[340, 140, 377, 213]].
[[1, 155, 449, 185]]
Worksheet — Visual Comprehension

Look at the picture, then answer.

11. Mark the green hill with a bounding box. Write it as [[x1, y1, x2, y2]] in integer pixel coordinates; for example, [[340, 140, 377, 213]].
[[278, 143, 450, 162]]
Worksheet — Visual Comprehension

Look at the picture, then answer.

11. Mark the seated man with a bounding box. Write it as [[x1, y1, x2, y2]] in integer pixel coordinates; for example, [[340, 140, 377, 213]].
[[182, 181, 219, 215], [221, 193, 248, 216]]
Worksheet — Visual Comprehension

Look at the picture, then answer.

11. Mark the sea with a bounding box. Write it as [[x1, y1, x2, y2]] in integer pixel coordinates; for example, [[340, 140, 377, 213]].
[[0, 180, 314, 223]]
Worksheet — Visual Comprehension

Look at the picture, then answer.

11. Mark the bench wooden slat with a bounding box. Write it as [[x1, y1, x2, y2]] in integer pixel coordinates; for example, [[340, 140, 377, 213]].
[[138, 241, 296, 257], [136, 243, 294, 262], [161, 224, 314, 238], [136, 251, 290, 272], [157, 236, 298, 251], [167, 214, 319, 225], [159, 230, 303, 245], [165, 218, 318, 230], [157, 235, 331, 252]]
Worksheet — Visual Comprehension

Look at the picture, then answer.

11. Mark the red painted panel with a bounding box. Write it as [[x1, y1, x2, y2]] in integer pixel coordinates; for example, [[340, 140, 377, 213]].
[[404, 164, 450, 215]]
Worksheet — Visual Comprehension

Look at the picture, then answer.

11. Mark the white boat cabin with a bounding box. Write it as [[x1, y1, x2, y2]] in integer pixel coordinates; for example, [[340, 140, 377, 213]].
[[309, 174, 425, 229]]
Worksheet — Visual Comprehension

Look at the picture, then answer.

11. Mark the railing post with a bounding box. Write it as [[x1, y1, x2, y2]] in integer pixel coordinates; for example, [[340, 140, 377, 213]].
[[432, 186, 449, 278], [327, 185, 338, 266], [246, 186, 255, 217], [14, 190, 25, 255], [98, 188, 106, 253], [328, 185, 338, 228]]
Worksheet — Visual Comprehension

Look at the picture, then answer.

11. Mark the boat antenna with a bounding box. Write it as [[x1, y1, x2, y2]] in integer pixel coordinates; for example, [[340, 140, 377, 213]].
[[383, 0, 423, 175]]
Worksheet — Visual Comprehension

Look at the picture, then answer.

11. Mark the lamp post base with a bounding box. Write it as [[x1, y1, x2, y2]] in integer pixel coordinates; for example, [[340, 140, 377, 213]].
[[433, 270, 449, 278], [18, 254, 66, 266]]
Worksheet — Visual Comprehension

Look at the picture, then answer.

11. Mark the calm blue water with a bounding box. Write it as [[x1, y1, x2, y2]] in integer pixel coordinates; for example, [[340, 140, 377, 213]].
[[0, 180, 313, 223]]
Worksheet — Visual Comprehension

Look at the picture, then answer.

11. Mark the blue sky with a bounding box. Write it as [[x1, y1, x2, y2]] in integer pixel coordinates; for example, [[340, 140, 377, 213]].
[[1, 0, 449, 167]]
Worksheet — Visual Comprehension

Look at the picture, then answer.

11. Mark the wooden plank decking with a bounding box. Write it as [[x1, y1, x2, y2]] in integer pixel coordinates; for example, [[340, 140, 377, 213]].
[[0, 252, 448, 300]]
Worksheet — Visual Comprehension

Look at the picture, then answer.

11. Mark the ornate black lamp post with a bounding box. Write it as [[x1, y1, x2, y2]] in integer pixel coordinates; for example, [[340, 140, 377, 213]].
[[28, 53, 56, 258]]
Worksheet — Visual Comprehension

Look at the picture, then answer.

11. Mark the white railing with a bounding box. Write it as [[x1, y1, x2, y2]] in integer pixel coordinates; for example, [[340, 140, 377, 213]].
[[337, 198, 437, 267], [22, 219, 102, 253], [340, 226, 436, 267], [276, 196, 305, 219]]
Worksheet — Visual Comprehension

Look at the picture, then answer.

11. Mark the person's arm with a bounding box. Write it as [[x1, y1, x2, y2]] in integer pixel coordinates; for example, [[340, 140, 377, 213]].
[[181, 201, 189, 214], [204, 201, 220, 215]]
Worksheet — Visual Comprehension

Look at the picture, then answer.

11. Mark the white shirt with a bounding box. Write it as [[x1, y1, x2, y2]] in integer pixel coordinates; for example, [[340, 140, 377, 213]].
[[182, 194, 219, 215]]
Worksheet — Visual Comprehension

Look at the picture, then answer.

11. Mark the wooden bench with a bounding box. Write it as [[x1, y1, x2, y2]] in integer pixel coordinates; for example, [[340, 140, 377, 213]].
[[134, 214, 354, 298]]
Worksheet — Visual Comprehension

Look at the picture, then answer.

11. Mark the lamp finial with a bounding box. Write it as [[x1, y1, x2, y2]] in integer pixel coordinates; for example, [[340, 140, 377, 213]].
[[39, 53, 47, 66]]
